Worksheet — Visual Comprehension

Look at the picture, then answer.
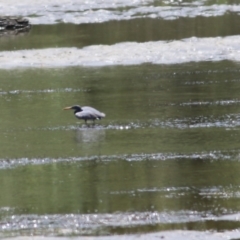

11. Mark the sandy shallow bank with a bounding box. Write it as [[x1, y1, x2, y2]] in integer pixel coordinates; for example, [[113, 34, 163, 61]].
[[3, 230, 240, 240], [1, 36, 240, 69]]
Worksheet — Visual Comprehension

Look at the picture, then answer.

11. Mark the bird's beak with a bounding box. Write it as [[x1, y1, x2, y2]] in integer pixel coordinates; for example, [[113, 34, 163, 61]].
[[63, 106, 72, 110]]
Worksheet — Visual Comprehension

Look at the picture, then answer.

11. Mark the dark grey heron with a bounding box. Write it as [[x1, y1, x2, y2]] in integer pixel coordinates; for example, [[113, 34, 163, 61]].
[[64, 105, 106, 124]]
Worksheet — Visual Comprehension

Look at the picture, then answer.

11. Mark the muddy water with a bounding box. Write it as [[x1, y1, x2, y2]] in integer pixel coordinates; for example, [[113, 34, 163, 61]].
[[1, 0, 240, 239]]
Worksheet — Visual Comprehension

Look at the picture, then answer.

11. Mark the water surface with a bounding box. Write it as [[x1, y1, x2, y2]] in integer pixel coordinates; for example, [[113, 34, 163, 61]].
[[1, 0, 240, 239], [1, 62, 240, 238]]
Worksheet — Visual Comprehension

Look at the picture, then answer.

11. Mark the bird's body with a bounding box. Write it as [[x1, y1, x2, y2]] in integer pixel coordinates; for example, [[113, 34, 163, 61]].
[[64, 105, 105, 124]]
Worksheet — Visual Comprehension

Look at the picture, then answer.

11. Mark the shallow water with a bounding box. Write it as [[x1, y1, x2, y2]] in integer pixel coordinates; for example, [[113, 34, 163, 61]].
[[1, 63, 240, 238], [1, 0, 240, 239]]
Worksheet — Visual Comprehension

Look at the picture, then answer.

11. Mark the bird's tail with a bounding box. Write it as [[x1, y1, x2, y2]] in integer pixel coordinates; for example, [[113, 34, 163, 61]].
[[101, 112, 106, 118]]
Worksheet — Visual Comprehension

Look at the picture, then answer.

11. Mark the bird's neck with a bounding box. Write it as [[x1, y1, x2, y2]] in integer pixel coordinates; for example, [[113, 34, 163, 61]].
[[74, 107, 82, 114]]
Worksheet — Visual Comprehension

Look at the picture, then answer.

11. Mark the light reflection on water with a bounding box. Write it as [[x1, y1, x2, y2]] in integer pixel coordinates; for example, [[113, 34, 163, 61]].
[[0, 149, 238, 169], [74, 128, 106, 143], [2, 210, 237, 236], [1, 62, 240, 238], [1, 0, 240, 238]]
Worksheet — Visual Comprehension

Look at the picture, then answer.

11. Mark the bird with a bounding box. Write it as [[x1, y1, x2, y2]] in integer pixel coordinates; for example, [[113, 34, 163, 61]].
[[64, 105, 106, 124]]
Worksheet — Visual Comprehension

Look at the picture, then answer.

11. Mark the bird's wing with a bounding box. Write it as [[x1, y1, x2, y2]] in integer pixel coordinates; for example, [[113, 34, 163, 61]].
[[82, 106, 105, 118], [82, 106, 96, 111], [75, 110, 99, 120]]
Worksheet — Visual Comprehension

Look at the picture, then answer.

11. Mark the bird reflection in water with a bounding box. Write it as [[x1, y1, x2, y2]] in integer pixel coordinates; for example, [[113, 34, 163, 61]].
[[75, 128, 105, 143], [74, 127, 106, 152]]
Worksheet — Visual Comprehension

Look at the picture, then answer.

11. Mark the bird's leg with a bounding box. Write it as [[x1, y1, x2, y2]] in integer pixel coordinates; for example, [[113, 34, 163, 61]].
[[85, 119, 91, 128]]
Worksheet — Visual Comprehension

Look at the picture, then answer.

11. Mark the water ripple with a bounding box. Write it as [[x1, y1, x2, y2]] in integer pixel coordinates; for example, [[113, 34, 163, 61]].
[[179, 99, 240, 106], [110, 185, 240, 200], [3, 113, 240, 133], [0, 150, 238, 169], [0, 88, 88, 95], [1, 208, 240, 237]]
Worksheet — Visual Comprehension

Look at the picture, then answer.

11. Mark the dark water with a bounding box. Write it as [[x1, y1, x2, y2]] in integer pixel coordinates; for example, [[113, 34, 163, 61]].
[[2, 13, 240, 51], [1, 0, 240, 239]]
